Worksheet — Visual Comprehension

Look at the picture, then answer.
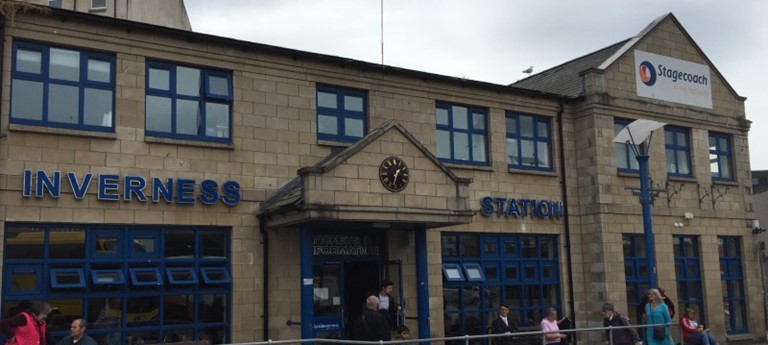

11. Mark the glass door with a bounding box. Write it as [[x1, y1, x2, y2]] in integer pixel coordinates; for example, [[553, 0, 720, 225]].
[[313, 263, 343, 338]]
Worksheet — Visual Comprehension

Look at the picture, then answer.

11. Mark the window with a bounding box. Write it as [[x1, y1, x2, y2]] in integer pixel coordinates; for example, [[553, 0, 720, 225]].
[[623, 234, 649, 324], [50, 268, 85, 288], [48, 0, 62, 8], [665, 126, 692, 177], [719, 237, 747, 334], [506, 113, 552, 170], [91, 269, 126, 285], [91, 0, 106, 9], [200, 267, 232, 284], [436, 103, 488, 165], [673, 236, 704, 324], [129, 268, 163, 286], [709, 132, 734, 181], [145, 61, 232, 142], [615, 118, 640, 172], [316, 85, 367, 142], [442, 233, 559, 337], [166, 267, 199, 285], [10, 41, 115, 132]]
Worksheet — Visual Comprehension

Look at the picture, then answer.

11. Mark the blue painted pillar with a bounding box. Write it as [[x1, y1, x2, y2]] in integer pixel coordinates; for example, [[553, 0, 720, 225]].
[[300, 226, 314, 339], [415, 225, 430, 340], [637, 154, 657, 288]]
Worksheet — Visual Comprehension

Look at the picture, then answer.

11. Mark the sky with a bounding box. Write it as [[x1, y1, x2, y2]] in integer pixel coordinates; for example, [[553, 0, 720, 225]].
[[183, 0, 768, 170]]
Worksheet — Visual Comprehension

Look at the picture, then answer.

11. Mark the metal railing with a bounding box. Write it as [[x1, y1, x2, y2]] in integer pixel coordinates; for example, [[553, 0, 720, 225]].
[[222, 322, 686, 345]]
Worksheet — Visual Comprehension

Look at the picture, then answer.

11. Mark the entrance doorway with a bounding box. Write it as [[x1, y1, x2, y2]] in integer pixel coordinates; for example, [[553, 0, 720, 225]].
[[312, 260, 380, 339]]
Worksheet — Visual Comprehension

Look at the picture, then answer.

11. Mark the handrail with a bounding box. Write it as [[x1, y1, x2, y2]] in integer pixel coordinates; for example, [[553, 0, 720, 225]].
[[223, 322, 679, 345]]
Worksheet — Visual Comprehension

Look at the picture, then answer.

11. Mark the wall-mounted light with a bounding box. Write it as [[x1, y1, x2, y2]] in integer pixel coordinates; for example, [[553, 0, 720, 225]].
[[674, 212, 694, 228], [752, 220, 766, 234]]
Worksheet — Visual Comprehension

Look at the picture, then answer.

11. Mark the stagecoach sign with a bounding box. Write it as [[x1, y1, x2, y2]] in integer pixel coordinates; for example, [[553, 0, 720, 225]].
[[634, 49, 712, 109]]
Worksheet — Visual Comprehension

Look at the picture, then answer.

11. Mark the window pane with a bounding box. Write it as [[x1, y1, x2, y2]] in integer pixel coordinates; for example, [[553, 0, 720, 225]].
[[177, 66, 201, 96], [16, 49, 41, 74], [149, 67, 170, 90], [520, 116, 533, 137], [11, 79, 44, 121], [201, 231, 226, 258], [5, 227, 45, 259], [617, 143, 629, 169], [665, 130, 674, 144], [677, 151, 690, 175], [720, 156, 732, 178], [317, 91, 336, 108], [436, 130, 451, 159], [537, 121, 549, 138], [666, 149, 676, 173], [48, 299, 83, 332], [208, 74, 229, 97], [54, 270, 82, 285], [95, 234, 119, 255], [461, 235, 479, 258], [50, 228, 86, 259], [537, 142, 550, 167], [84, 88, 113, 127], [146, 96, 172, 133], [165, 295, 194, 325], [471, 134, 486, 163], [165, 231, 195, 258], [452, 106, 468, 129], [506, 138, 519, 165], [344, 118, 364, 138], [89, 297, 122, 334], [453, 132, 469, 161], [133, 235, 156, 255], [709, 135, 717, 149], [91, 0, 106, 8], [472, 112, 485, 130], [677, 132, 688, 146], [344, 95, 363, 112], [442, 235, 458, 257], [317, 114, 338, 135], [205, 103, 229, 138], [521, 140, 535, 166], [199, 294, 226, 323], [710, 153, 720, 176], [506, 117, 517, 134], [436, 107, 449, 125], [10, 269, 38, 292], [176, 99, 200, 135], [719, 137, 729, 151], [127, 296, 160, 327], [50, 48, 80, 81], [48, 84, 79, 124], [88, 58, 111, 83]]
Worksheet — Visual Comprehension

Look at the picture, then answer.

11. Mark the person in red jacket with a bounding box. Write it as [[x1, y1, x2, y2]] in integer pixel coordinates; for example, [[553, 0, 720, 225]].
[[680, 308, 718, 345], [0, 301, 55, 345]]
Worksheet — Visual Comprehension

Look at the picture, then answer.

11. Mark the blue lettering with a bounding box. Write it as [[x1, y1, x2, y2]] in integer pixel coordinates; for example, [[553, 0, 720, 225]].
[[494, 198, 506, 216], [199, 179, 219, 205], [481, 197, 494, 216], [536, 200, 551, 218], [98, 175, 120, 200], [552, 202, 564, 219], [221, 181, 241, 206], [123, 176, 147, 201], [36, 171, 61, 198], [518, 199, 531, 217], [176, 179, 195, 204], [22, 170, 32, 197], [506, 198, 520, 217], [152, 178, 173, 203], [67, 172, 93, 199]]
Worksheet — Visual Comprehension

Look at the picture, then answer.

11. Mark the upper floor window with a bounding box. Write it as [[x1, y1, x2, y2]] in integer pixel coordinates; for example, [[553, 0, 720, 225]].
[[91, 0, 106, 10], [145, 61, 232, 142], [316, 85, 367, 142], [436, 103, 488, 165], [48, 0, 63, 8], [614, 118, 639, 173], [665, 125, 692, 177], [506, 113, 552, 171], [10, 41, 115, 132], [709, 132, 734, 181]]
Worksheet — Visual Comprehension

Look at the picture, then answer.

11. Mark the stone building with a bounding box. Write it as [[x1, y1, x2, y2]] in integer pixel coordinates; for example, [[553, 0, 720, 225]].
[[0, 6, 762, 345], [16, 0, 191, 30]]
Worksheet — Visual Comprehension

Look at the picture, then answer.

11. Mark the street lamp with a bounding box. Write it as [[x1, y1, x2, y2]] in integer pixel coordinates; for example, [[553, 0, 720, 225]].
[[614, 119, 667, 288]]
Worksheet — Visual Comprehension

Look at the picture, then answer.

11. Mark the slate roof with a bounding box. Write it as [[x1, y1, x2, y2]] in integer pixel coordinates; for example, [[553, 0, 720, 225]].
[[510, 39, 629, 98]]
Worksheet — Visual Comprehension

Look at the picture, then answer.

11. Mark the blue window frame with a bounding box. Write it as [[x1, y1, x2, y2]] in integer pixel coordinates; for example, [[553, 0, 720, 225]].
[[442, 263, 465, 281], [129, 268, 163, 286], [91, 269, 126, 285], [615, 118, 640, 172], [506, 113, 552, 171], [145, 61, 232, 142], [166, 267, 199, 285], [719, 237, 747, 334], [665, 125, 692, 177], [316, 85, 367, 142], [200, 267, 232, 284], [10, 41, 115, 132], [2, 225, 232, 344], [709, 132, 734, 181], [623, 234, 650, 324], [673, 236, 704, 324], [441, 233, 560, 338], [436, 103, 488, 165]]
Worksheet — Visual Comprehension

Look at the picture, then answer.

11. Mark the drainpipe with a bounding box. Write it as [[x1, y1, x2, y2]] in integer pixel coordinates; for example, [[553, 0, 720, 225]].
[[557, 98, 576, 342], [258, 215, 269, 340]]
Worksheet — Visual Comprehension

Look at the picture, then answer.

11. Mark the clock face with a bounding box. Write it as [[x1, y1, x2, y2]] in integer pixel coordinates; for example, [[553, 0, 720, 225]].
[[379, 156, 409, 192]]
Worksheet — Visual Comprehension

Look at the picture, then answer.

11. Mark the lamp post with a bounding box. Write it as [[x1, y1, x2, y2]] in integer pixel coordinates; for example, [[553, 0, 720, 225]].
[[614, 119, 666, 288]]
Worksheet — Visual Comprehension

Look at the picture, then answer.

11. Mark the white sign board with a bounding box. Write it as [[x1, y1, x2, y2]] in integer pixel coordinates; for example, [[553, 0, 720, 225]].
[[634, 50, 712, 109]]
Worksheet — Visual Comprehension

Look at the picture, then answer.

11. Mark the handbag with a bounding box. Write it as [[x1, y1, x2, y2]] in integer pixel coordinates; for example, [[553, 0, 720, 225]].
[[648, 304, 666, 341]]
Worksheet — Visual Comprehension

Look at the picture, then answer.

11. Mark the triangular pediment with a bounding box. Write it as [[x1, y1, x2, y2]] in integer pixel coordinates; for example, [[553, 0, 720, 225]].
[[259, 121, 474, 228]]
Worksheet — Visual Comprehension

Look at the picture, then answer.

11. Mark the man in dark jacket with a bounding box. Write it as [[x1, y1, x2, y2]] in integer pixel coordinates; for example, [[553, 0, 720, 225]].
[[491, 304, 514, 345], [351, 296, 391, 341], [602, 303, 640, 345]]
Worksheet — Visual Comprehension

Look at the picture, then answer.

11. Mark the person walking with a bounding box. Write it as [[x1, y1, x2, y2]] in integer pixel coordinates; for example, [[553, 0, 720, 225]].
[[351, 296, 391, 341], [540, 307, 568, 345], [601, 303, 641, 345], [0, 301, 55, 345], [491, 304, 514, 345], [56, 319, 96, 345], [645, 289, 672, 345], [378, 280, 400, 329], [680, 308, 718, 345]]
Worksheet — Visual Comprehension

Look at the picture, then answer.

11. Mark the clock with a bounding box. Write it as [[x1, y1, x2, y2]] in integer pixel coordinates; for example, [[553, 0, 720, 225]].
[[379, 156, 409, 192]]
